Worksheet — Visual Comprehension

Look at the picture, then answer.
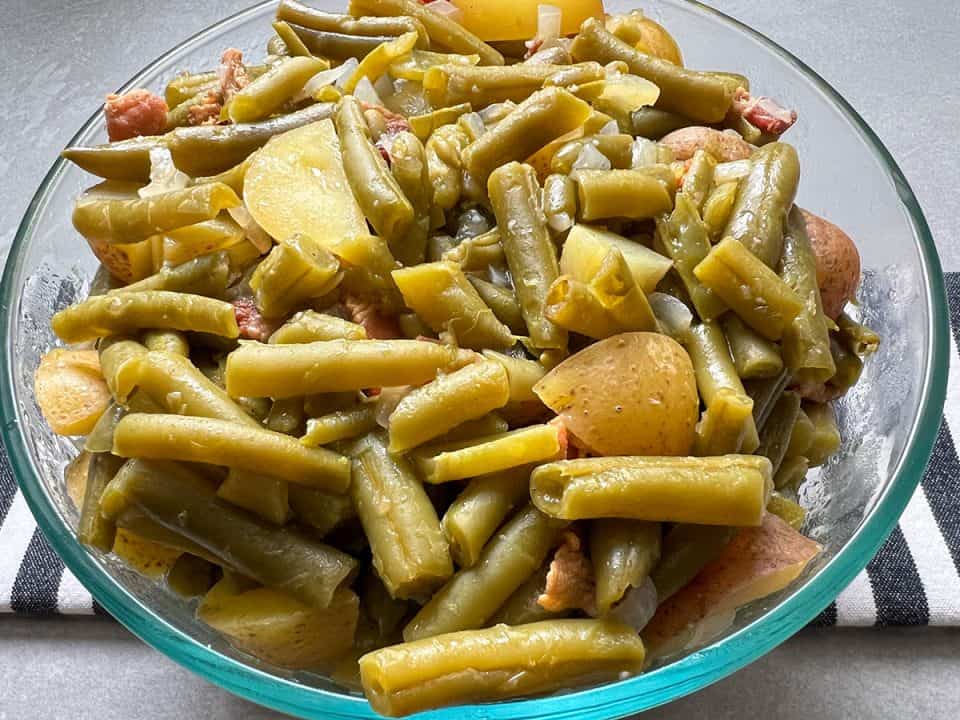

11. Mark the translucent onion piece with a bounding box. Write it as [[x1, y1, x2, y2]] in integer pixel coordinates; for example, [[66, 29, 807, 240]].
[[713, 158, 752, 184], [536, 4, 563, 42], [609, 576, 658, 633], [295, 62, 355, 102], [649, 291, 693, 343], [631, 137, 659, 168], [572, 143, 612, 172], [424, 0, 464, 23], [353, 76, 383, 106], [598, 119, 620, 136], [139, 147, 190, 198], [227, 205, 273, 253]]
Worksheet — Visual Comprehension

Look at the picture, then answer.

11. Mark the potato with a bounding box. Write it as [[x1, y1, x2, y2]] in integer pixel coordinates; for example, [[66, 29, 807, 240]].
[[244, 119, 367, 256], [533, 332, 698, 456], [606, 11, 684, 66], [198, 579, 359, 670], [449, 0, 604, 42], [112, 528, 182, 578], [643, 513, 820, 658], [34, 349, 111, 436], [561, 224, 673, 294], [659, 126, 753, 162], [801, 209, 861, 319]]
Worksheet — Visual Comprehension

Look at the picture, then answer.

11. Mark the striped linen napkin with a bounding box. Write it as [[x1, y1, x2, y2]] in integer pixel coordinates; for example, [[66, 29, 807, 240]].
[[2, 275, 959, 623]]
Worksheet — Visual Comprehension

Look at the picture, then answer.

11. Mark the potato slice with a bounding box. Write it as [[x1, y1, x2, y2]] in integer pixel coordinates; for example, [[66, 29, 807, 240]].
[[561, 224, 673, 294], [449, 0, 604, 42], [243, 119, 367, 256], [112, 528, 182, 578], [533, 332, 698, 456], [199, 579, 359, 670], [643, 513, 821, 658], [35, 349, 111, 436]]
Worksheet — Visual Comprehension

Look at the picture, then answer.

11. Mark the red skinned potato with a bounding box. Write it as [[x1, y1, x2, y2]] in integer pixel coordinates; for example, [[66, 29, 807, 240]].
[[659, 126, 753, 162], [643, 513, 820, 658], [801, 209, 861, 319], [533, 332, 699, 456]]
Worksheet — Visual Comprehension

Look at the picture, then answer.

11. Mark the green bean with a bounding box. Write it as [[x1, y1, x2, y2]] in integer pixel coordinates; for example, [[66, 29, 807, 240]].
[[630, 106, 694, 139], [302, 404, 378, 447], [77, 453, 125, 551], [439, 413, 510, 443], [113, 413, 350, 491], [267, 34, 289, 56], [774, 455, 809, 492], [289, 485, 357, 537], [61, 135, 168, 182], [570, 18, 739, 122], [98, 337, 147, 403], [654, 192, 726, 321], [392, 262, 514, 349], [488, 562, 568, 626], [397, 312, 433, 339], [164, 86, 218, 130], [780, 206, 835, 382], [140, 330, 188, 356], [286, 23, 399, 61], [681, 149, 717, 212], [113, 506, 221, 565], [100, 459, 355, 608], [360, 619, 645, 717], [166, 554, 216, 598], [803, 402, 842, 467], [53, 291, 238, 343], [159, 216, 253, 269], [388, 131, 432, 266], [412, 424, 561, 484], [423, 63, 570, 107], [693, 388, 756, 456], [542, 173, 578, 234], [591, 520, 661, 614], [481, 350, 546, 404], [441, 467, 531, 568], [165, 71, 218, 108], [721, 142, 800, 268], [425, 124, 468, 211], [542, 61, 606, 87], [463, 88, 592, 184], [271, 20, 317, 57], [351, 433, 452, 599], [721, 314, 783, 379], [828, 336, 864, 393], [266, 397, 306, 436], [694, 237, 804, 341], [650, 523, 735, 601], [249, 235, 343, 318], [725, 113, 776, 146], [269, 310, 367, 344], [836, 312, 880, 356], [83, 400, 127, 453], [114, 251, 231, 299], [388, 360, 510, 452], [225, 339, 471, 398], [530, 455, 772, 526], [745, 369, 790, 431], [391, 50, 481, 84], [216, 470, 290, 525], [442, 228, 504, 272], [278, 0, 428, 44], [785, 408, 814, 459], [466, 276, 527, 334], [403, 505, 565, 640], [701, 181, 739, 241], [756, 391, 801, 475], [349, 0, 504, 66], [194, 157, 253, 196], [408, 103, 472, 141], [72, 182, 240, 245], [488, 162, 567, 350], [167, 102, 335, 176], [335, 96, 414, 245], [767, 492, 806, 530], [226, 56, 327, 123]]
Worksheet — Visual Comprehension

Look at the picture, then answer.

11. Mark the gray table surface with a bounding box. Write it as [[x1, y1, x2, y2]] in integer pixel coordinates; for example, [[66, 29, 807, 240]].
[[1, 0, 959, 718]]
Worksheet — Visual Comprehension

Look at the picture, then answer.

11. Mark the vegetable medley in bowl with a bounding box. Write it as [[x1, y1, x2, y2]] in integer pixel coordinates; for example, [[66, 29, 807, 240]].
[[37, 0, 881, 716]]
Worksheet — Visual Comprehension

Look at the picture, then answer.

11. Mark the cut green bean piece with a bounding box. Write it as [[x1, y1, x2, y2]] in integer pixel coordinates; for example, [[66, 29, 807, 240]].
[[693, 388, 755, 456], [681, 149, 716, 212], [756, 391, 801, 476], [774, 455, 809, 493], [114, 251, 231, 299], [250, 235, 343, 318], [630, 106, 694, 139], [721, 314, 784, 379], [836, 312, 880, 356], [702, 181, 739, 241], [141, 330, 189, 356], [288, 485, 357, 537], [278, 0, 428, 44], [745, 369, 791, 431], [481, 350, 546, 404], [216, 470, 290, 525], [828, 336, 864, 394], [804, 401, 842, 467], [78, 453, 125, 552], [227, 57, 328, 123], [575, 169, 674, 221], [591, 519, 661, 614], [650, 523, 735, 601], [302, 404, 378, 447], [466, 276, 527, 335], [269, 310, 367, 344], [388, 131, 431, 266], [488, 561, 569, 626], [408, 103, 472, 141]]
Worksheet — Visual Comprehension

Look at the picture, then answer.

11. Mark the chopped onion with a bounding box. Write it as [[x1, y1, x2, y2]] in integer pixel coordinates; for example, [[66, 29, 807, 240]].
[[373, 73, 395, 101], [631, 137, 658, 168], [353, 75, 382, 106], [547, 211, 573, 233], [535, 4, 563, 42], [333, 58, 360, 89], [598, 119, 620, 136], [609, 577, 659, 633], [294, 61, 354, 102], [572, 143, 611, 171], [649, 291, 693, 343], [138, 147, 190, 198], [479, 101, 516, 125], [714, 159, 752, 184], [459, 111, 485, 141], [227, 206, 273, 254], [375, 386, 413, 428], [423, 0, 463, 23]]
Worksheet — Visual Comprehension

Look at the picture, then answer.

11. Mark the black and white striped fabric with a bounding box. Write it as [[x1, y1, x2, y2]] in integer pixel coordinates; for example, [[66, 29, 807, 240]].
[[2, 276, 960, 622]]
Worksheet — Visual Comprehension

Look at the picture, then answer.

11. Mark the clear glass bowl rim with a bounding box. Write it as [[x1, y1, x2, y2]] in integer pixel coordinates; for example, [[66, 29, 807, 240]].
[[1, 1, 948, 718]]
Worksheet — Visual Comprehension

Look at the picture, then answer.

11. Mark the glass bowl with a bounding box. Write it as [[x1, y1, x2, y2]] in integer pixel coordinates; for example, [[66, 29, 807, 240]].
[[1, 0, 948, 718]]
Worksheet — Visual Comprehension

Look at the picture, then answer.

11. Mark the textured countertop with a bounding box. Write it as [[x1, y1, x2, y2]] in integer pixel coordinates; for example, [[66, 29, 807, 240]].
[[1, 1, 959, 718]]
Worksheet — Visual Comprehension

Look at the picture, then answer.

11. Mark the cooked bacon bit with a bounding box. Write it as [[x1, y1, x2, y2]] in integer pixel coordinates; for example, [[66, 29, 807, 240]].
[[188, 92, 222, 126], [360, 102, 412, 135], [538, 529, 597, 615], [376, 140, 393, 166], [732, 87, 797, 136], [549, 416, 590, 459], [524, 37, 545, 59], [217, 48, 249, 105], [343, 295, 402, 340], [791, 381, 843, 403], [232, 297, 274, 342], [104, 89, 168, 141]]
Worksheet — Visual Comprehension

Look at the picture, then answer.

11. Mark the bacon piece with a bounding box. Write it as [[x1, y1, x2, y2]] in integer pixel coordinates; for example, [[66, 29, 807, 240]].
[[217, 48, 249, 105], [790, 380, 843, 404], [549, 416, 590, 460], [188, 92, 222, 126], [104, 89, 168, 142], [538, 529, 597, 615], [343, 295, 402, 340], [360, 102, 412, 135], [524, 37, 545, 60], [232, 297, 274, 342], [732, 87, 797, 136]]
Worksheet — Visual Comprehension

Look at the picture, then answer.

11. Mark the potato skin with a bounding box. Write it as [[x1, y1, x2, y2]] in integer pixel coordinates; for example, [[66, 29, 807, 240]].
[[659, 126, 753, 162], [534, 332, 698, 456], [801, 209, 861, 319]]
